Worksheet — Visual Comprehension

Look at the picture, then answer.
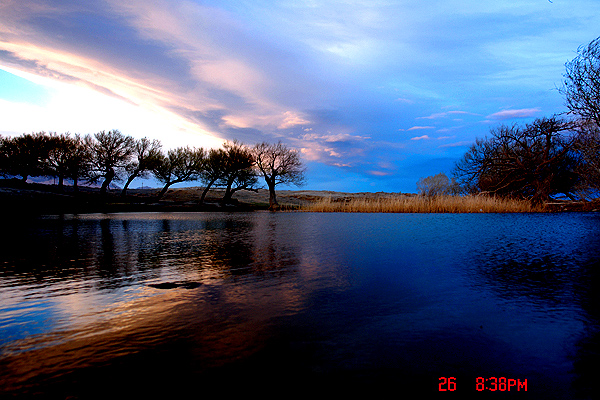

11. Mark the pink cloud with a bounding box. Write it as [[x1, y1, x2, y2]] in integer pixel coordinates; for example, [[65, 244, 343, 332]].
[[487, 108, 541, 120], [418, 111, 470, 120], [302, 132, 369, 142], [368, 170, 392, 176], [439, 141, 472, 148], [410, 135, 430, 140]]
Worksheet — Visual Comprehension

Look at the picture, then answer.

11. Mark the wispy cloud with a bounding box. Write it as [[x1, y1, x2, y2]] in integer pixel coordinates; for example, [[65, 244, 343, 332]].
[[300, 145, 353, 165], [411, 135, 430, 140], [417, 111, 471, 120], [400, 125, 435, 131], [278, 111, 311, 129], [302, 132, 369, 143], [0, 0, 323, 143], [439, 141, 473, 148], [486, 108, 541, 120], [0, 0, 598, 193], [368, 170, 392, 177]]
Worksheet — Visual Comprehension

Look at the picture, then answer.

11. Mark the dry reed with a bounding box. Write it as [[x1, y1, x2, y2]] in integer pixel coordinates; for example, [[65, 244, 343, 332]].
[[300, 195, 545, 213]]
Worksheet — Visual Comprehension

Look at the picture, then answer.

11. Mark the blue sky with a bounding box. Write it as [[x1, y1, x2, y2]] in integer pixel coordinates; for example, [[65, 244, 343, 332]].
[[1, 0, 599, 192]]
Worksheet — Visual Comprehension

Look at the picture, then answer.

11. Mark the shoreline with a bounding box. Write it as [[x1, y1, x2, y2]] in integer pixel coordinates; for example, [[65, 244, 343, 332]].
[[1, 181, 599, 215]]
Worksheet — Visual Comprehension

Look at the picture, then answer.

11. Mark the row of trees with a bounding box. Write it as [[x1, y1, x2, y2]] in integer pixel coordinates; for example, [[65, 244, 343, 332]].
[[0, 130, 305, 210], [418, 36, 600, 204]]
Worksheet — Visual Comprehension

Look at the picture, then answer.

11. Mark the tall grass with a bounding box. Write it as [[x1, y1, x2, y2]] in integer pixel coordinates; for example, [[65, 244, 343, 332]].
[[301, 195, 545, 213]]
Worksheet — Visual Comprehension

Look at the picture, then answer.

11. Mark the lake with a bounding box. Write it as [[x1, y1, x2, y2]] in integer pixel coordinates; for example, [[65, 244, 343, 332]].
[[1, 212, 598, 399]]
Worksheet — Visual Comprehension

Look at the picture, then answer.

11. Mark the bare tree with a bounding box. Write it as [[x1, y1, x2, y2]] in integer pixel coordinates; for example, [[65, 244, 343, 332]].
[[573, 121, 600, 197], [0, 134, 15, 179], [0, 132, 54, 182], [152, 146, 205, 200], [253, 141, 305, 210], [0, 132, 91, 191], [66, 134, 92, 193], [121, 137, 162, 197], [46, 133, 83, 191], [560, 37, 600, 194], [416, 172, 459, 197], [88, 130, 135, 195], [217, 140, 257, 206], [0, 135, 8, 178], [561, 36, 600, 126], [453, 117, 581, 203], [199, 147, 226, 204]]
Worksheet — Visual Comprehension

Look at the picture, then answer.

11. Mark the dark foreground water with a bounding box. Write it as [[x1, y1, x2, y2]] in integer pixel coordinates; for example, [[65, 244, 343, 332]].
[[1, 212, 599, 399]]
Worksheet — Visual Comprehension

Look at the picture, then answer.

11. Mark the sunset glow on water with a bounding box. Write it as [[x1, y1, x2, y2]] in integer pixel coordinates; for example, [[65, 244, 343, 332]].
[[1, 212, 598, 398]]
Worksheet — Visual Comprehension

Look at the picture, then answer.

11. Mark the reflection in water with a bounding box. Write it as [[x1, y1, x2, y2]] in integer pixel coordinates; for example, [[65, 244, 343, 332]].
[[0, 212, 599, 398]]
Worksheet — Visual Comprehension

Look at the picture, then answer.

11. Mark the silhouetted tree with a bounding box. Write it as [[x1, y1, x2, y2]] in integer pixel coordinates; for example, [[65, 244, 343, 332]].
[[46, 133, 70, 190], [88, 130, 135, 195], [572, 121, 600, 197], [217, 140, 258, 205], [561, 36, 600, 126], [416, 172, 460, 197], [46, 133, 89, 191], [153, 146, 205, 200], [199, 147, 227, 204], [121, 137, 162, 196], [559, 37, 600, 194], [65, 134, 92, 192], [0, 132, 54, 182], [0, 135, 9, 178], [253, 141, 305, 210], [453, 116, 581, 203]]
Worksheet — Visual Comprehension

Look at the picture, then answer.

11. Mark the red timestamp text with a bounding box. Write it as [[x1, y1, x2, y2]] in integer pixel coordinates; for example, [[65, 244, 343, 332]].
[[438, 377, 528, 392], [476, 377, 527, 392], [438, 377, 457, 391]]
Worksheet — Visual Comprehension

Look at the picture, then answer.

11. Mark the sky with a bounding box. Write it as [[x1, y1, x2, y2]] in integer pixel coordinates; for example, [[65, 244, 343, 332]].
[[1, 0, 599, 193]]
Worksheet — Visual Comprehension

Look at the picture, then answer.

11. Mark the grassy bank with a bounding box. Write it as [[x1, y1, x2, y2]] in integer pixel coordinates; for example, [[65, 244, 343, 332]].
[[4, 180, 598, 214], [301, 194, 545, 213]]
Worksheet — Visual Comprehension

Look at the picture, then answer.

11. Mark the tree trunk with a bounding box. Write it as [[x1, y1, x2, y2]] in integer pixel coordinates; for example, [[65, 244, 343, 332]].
[[58, 174, 64, 192], [200, 178, 217, 204], [268, 186, 279, 211], [157, 182, 173, 200], [100, 168, 115, 196], [267, 178, 279, 211], [221, 188, 233, 206], [121, 174, 137, 197], [221, 178, 235, 206]]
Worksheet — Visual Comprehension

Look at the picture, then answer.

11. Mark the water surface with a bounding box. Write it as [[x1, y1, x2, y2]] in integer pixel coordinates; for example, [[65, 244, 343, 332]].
[[1, 212, 599, 398]]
